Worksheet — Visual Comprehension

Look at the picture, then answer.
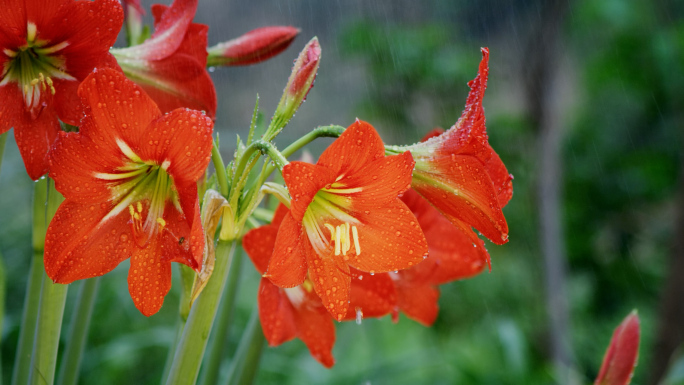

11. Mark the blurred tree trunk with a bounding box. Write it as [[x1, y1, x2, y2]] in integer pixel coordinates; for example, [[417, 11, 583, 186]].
[[523, 0, 574, 382], [649, 158, 684, 384]]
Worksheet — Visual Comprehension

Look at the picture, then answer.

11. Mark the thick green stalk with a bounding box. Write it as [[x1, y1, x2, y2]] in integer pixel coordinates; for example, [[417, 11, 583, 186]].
[[0, 131, 8, 177], [161, 319, 185, 385], [165, 240, 237, 385], [225, 309, 265, 385], [12, 179, 50, 385], [27, 178, 66, 385], [56, 278, 100, 385], [199, 250, 243, 385]]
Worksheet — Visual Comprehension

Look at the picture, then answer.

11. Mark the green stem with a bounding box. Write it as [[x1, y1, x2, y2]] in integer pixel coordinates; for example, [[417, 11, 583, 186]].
[[262, 125, 345, 178], [225, 308, 265, 385], [165, 240, 237, 385], [27, 178, 66, 385], [212, 140, 229, 197], [12, 179, 50, 385], [56, 278, 99, 385], [199, 249, 243, 385], [0, 131, 8, 177], [161, 319, 186, 385]]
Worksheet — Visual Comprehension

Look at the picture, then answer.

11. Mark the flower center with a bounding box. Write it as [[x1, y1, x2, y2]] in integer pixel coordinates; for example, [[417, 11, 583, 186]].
[[95, 140, 179, 245], [0, 22, 74, 114], [301, 180, 363, 258]]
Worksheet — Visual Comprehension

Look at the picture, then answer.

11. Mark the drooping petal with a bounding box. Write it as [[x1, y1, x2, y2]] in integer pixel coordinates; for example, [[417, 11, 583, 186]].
[[51, 0, 124, 80], [344, 270, 396, 321], [347, 199, 427, 274], [114, 0, 198, 61], [243, 204, 289, 275], [13, 105, 60, 180], [595, 311, 640, 385], [293, 291, 336, 368], [305, 240, 351, 321], [282, 161, 336, 221], [265, 213, 307, 288], [258, 278, 297, 346], [137, 107, 214, 184], [127, 234, 173, 316], [412, 154, 508, 244], [45, 199, 134, 284], [78, 68, 161, 158], [395, 279, 440, 326], [317, 120, 385, 179]]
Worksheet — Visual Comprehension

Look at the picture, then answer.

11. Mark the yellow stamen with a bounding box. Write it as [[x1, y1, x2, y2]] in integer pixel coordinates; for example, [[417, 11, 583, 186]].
[[324, 223, 335, 241], [352, 225, 361, 255], [137, 201, 143, 213], [334, 225, 341, 256], [343, 223, 351, 255], [128, 204, 135, 217], [156, 217, 166, 228]]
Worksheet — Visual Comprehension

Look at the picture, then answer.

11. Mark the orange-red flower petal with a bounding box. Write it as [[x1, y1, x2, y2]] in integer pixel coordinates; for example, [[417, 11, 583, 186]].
[[595, 311, 640, 385]]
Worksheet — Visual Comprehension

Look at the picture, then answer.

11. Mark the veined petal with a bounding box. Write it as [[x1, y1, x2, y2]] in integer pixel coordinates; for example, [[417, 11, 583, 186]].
[[293, 290, 336, 368], [347, 199, 427, 273], [305, 240, 351, 321], [13, 103, 60, 180], [243, 204, 289, 275], [0, 85, 22, 134], [395, 278, 440, 326], [341, 151, 414, 206], [0, 0, 27, 48], [151, 5, 209, 67], [344, 270, 396, 321], [45, 199, 134, 283], [266, 212, 307, 288], [50, 0, 124, 80], [137, 107, 213, 184], [114, 0, 197, 61], [127, 234, 173, 316], [412, 154, 508, 244], [258, 278, 297, 346], [78, 68, 161, 159], [317, 120, 385, 179], [282, 161, 336, 221]]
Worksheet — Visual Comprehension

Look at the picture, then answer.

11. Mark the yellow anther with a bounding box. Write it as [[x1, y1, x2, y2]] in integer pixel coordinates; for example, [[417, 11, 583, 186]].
[[137, 201, 143, 213], [324, 223, 335, 241], [133, 212, 140, 220], [128, 204, 135, 217], [302, 280, 313, 293], [46, 77, 53, 86], [39, 73, 45, 82], [49, 85, 56, 95], [156, 217, 166, 228], [334, 225, 341, 256], [30, 78, 39, 86]]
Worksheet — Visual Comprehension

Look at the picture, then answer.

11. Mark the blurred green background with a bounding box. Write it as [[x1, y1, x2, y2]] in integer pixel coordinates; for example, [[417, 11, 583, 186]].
[[1, 0, 683, 384]]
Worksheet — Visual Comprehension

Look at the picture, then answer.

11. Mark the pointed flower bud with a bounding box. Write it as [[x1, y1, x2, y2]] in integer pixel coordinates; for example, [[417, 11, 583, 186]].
[[268, 37, 321, 137], [207, 26, 300, 67], [595, 311, 641, 385]]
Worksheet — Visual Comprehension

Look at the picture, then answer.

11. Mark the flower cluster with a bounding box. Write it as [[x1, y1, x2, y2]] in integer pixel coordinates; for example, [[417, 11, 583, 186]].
[[243, 48, 513, 366]]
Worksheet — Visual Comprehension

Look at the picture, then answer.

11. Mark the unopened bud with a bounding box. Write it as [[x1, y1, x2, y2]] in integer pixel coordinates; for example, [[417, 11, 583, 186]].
[[207, 26, 299, 67], [269, 37, 321, 136]]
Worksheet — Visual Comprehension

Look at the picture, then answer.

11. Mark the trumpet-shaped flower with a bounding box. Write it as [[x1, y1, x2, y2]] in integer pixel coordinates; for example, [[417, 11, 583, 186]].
[[44, 69, 214, 316], [394, 48, 513, 245], [0, 0, 123, 179], [110, 0, 217, 117], [265, 120, 428, 320], [243, 204, 335, 368]]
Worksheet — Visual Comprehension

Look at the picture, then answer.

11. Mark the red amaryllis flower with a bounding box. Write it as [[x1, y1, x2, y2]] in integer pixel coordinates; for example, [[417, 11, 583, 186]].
[[110, 0, 217, 118], [265, 120, 428, 321], [243, 204, 335, 368], [595, 311, 640, 385], [44, 68, 214, 316], [0, 0, 123, 180], [392, 48, 513, 245], [207, 26, 299, 67]]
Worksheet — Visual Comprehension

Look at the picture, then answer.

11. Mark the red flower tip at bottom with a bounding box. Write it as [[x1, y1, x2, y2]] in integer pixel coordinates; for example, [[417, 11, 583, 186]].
[[44, 68, 214, 316], [244, 204, 335, 367], [595, 311, 640, 385]]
